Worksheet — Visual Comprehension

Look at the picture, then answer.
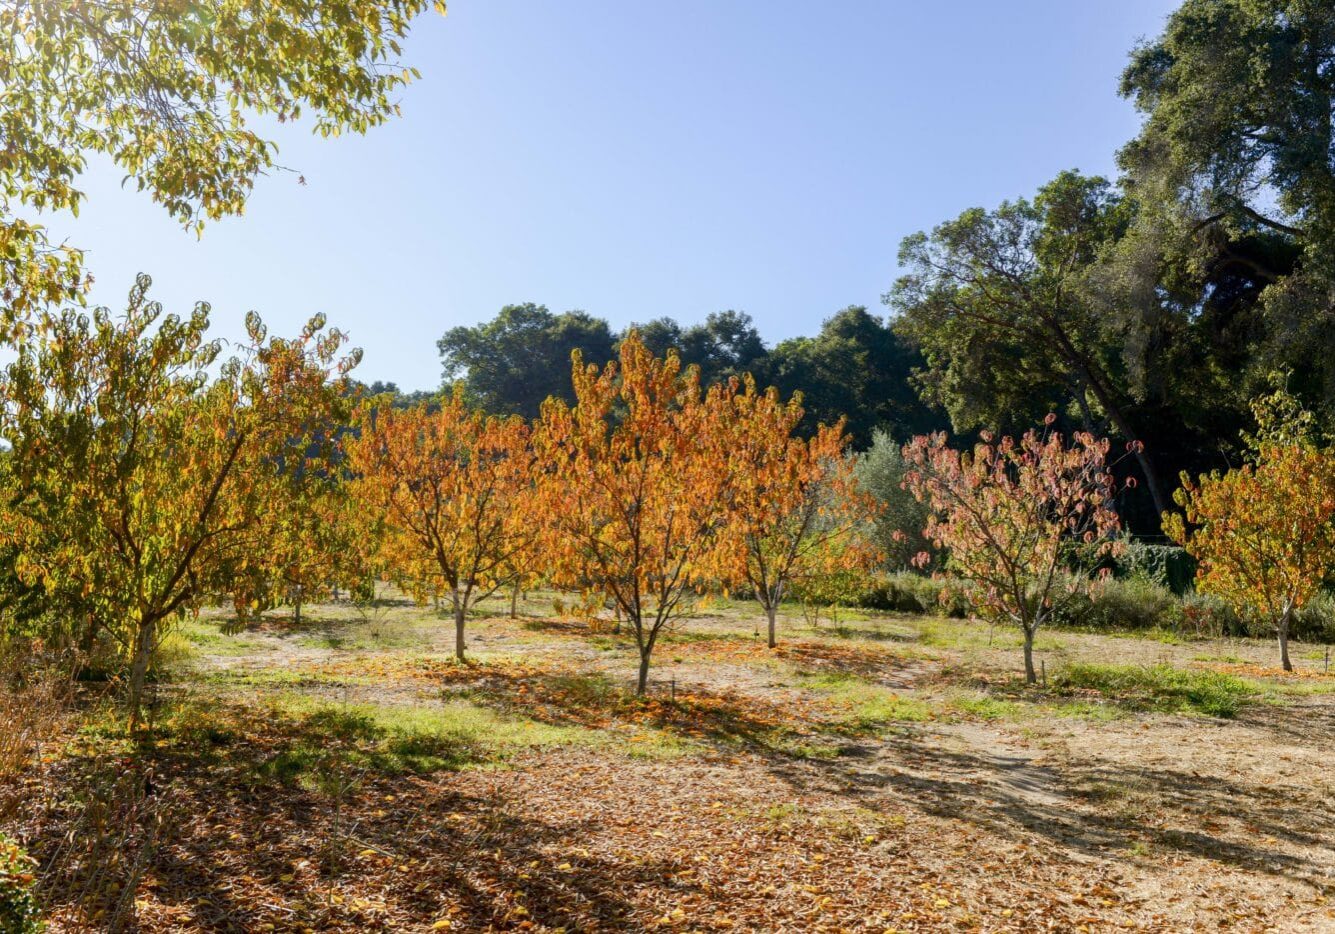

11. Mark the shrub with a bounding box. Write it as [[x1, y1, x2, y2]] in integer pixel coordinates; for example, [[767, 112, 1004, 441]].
[[1064, 577, 1179, 631], [788, 568, 875, 614], [1113, 540, 1196, 594], [831, 572, 971, 618], [1052, 579, 1255, 639], [0, 834, 41, 934], [853, 431, 932, 571], [1291, 593, 1335, 643], [1177, 593, 1247, 639], [0, 647, 70, 781]]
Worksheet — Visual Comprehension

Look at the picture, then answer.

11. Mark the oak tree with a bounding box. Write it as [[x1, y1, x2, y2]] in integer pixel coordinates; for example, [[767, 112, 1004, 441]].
[[890, 173, 1171, 517]]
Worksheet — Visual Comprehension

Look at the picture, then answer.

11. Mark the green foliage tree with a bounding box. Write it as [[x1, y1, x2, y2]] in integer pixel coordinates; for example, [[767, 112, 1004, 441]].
[[1119, 0, 1335, 400], [438, 303, 943, 447], [764, 305, 940, 448], [633, 310, 768, 387], [0, 277, 358, 726], [0, 0, 443, 325], [854, 430, 931, 571], [890, 171, 1171, 516], [437, 303, 617, 417]]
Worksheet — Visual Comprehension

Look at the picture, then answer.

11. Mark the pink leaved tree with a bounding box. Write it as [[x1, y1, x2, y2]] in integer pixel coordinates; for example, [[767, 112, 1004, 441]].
[[902, 416, 1129, 683]]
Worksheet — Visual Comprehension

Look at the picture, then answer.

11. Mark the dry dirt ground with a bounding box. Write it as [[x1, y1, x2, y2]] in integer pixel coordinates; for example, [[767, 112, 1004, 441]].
[[6, 591, 1335, 932]]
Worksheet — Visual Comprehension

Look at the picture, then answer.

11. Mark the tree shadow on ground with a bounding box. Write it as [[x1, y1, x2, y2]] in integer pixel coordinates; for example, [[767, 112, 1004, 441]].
[[771, 641, 924, 686], [450, 666, 830, 753], [764, 727, 1335, 892], [18, 710, 674, 932], [815, 623, 921, 644]]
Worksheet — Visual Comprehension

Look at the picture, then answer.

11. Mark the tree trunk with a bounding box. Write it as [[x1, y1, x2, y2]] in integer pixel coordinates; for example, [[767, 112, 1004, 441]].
[[766, 604, 778, 649], [77, 612, 101, 676], [293, 588, 302, 625], [1278, 607, 1294, 672], [509, 581, 520, 619], [127, 614, 157, 731], [454, 597, 467, 663], [1022, 626, 1037, 684], [636, 650, 651, 696]]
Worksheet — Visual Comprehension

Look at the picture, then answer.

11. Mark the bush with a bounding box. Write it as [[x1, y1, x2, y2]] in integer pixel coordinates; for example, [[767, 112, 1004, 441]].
[[0, 646, 71, 781], [1292, 593, 1335, 642], [0, 834, 41, 934], [1061, 577, 1179, 631], [1053, 579, 1253, 639], [792, 568, 1335, 643], [1113, 540, 1196, 594], [853, 431, 932, 571], [838, 572, 971, 618]]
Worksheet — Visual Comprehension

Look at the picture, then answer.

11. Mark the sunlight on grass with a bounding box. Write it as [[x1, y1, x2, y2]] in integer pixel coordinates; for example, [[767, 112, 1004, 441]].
[[176, 618, 273, 658], [1051, 663, 1256, 718], [213, 693, 619, 784], [799, 671, 935, 728], [946, 693, 1029, 721]]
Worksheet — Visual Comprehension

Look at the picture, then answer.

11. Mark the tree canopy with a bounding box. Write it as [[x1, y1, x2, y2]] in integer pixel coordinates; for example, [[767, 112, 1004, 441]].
[[0, 0, 442, 324]]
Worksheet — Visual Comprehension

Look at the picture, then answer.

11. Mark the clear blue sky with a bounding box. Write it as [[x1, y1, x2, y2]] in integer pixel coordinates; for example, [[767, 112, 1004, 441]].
[[50, 0, 1178, 392]]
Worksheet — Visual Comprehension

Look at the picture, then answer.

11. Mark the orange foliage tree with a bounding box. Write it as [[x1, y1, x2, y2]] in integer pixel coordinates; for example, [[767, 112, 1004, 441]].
[[534, 333, 735, 694], [347, 394, 536, 661], [250, 476, 364, 625], [1165, 390, 1335, 671], [0, 276, 358, 725], [903, 418, 1125, 683], [715, 384, 877, 647]]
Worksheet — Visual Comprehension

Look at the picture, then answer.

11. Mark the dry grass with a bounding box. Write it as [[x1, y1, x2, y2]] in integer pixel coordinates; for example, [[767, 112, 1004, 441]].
[[0, 651, 71, 782]]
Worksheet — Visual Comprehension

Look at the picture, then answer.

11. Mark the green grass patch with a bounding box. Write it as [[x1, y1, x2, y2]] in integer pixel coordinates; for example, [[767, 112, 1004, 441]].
[[799, 671, 936, 729], [261, 693, 602, 778], [941, 690, 1121, 722], [947, 693, 1029, 721], [1051, 663, 1256, 718], [176, 618, 273, 657], [1192, 652, 1248, 664]]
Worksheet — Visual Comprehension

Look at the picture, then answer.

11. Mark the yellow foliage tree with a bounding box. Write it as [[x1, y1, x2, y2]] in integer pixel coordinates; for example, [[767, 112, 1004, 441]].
[[348, 394, 536, 661], [0, 277, 358, 726], [0, 0, 443, 323], [1165, 390, 1335, 671], [714, 383, 878, 647]]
